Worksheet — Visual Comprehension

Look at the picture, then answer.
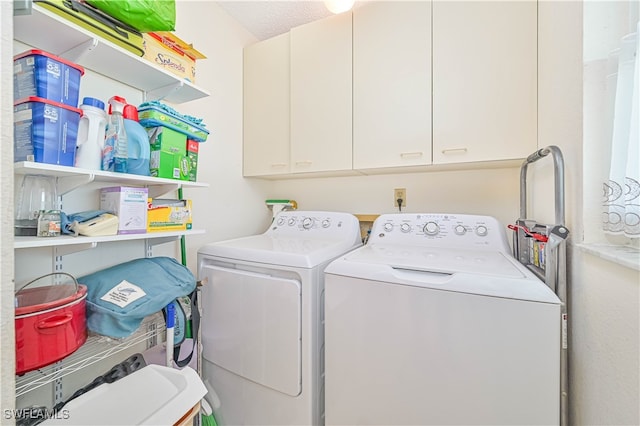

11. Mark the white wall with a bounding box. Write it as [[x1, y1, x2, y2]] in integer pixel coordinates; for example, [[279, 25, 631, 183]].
[[270, 167, 521, 230], [172, 0, 273, 270], [571, 250, 639, 424]]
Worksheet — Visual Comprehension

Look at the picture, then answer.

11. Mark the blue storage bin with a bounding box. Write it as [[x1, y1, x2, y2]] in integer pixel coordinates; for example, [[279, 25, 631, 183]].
[[13, 49, 84, 107], [14, 96, 82, 166]]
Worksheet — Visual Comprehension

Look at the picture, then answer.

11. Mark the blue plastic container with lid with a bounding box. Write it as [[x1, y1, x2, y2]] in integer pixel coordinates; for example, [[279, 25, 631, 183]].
[[13, 49, 85, 107], [13, 96, 82, 166]]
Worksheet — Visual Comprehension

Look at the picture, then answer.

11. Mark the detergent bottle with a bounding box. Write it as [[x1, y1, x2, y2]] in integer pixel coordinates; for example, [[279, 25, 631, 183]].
[[104, 96, 128, 173], [75, 97, 107, 170], [123, 104, 151, 176]]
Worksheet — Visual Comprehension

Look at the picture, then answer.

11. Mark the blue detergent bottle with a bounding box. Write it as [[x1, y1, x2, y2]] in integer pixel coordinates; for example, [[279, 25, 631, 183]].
[[122, 104, 150, 176]]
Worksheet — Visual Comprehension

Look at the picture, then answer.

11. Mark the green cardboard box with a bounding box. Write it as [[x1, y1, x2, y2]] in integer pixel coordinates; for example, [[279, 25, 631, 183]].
[[147, 126, 189, 180]]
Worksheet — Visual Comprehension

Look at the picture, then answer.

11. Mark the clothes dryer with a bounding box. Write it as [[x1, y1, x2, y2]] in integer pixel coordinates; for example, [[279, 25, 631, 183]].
[[324, 213, 562, 425], [197, 211, 361, 425]]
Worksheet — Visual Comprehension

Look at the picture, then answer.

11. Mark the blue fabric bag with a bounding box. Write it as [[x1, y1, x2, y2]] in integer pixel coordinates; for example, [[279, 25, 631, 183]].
[[78, 257, 196, 338]]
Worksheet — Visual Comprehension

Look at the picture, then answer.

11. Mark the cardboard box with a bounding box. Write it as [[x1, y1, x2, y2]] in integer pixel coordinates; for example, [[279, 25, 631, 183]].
[[147, 199, 192, 232], [148, 126, 189, 180], [142, 32, 206, 84], [100, 186, 148, 234], [186, 140, 198, 182]]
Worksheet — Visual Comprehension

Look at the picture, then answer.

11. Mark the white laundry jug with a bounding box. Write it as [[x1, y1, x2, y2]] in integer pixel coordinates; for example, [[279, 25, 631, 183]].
[[75, 97, 107, 170]]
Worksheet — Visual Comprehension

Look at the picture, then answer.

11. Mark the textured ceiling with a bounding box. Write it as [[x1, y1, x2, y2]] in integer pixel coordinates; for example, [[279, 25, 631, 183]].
[[216, 1, 358, 41]]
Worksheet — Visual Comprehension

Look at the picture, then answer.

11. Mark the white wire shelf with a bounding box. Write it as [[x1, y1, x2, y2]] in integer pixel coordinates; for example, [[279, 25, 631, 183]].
[[15, 314, 166, 398]]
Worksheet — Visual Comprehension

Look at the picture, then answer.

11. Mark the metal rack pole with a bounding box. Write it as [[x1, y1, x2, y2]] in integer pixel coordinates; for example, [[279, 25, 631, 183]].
[[518, 145, 569, 426]]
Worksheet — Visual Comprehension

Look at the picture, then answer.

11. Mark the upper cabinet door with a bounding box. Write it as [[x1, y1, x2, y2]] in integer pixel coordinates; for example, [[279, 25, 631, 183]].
[[243, 33, 291, 177], [432, 1, 537, 164], [290, 12, 353, 174], [353, 2, 432, 171]]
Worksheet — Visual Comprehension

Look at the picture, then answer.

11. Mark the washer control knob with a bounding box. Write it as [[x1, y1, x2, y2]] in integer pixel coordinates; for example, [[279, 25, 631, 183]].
[[302, 217, 314, 229], [277, 217, 286, 226], [288, 218, 296, 226], [322, 219, 331, 228], [400, 223, 411, 233], [454, 225, 467, 235], [476, 225, 488, 237], [423, 221, 440, 236], [383, 223, 394, 233]]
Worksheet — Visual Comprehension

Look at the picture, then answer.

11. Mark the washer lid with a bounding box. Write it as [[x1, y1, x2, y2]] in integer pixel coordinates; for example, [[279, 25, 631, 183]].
[[198, 234, 360, 268], [325, 244, 561, 304], [345, 244, 525, 278]]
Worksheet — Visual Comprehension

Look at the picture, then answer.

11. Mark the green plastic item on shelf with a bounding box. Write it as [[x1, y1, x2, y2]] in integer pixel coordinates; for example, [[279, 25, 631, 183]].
[[85, 0, 176, 32]]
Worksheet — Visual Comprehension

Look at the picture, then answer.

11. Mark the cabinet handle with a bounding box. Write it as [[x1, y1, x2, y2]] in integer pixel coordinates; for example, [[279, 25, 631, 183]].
[[400, 151, 423, 158], [295, 161, 313, 166], [441, 148, 468, 155], [271, 163, 288, 168]]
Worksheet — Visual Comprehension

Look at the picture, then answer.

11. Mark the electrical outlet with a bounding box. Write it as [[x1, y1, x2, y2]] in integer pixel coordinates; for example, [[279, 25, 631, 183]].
[[394, 188, 407, 209]]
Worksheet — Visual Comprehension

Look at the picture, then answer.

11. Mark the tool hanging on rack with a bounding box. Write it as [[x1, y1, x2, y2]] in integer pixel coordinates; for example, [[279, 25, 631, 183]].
[[509, 145, 570, 426]]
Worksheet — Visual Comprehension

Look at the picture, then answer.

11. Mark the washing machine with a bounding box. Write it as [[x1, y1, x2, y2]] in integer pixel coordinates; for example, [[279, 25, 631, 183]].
[[324, 213, 562, 425], [197, 211, 362, 425]]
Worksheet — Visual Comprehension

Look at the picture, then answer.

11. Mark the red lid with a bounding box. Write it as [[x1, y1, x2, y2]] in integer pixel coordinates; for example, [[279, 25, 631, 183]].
[[13, 49, 85, 76], [108, 95, 127, 114], [123, 104, 139, 121], [13, 96, 83, 116]]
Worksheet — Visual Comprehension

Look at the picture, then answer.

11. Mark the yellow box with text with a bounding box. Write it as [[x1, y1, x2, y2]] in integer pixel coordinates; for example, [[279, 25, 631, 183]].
[[147, 199, 192, 232]]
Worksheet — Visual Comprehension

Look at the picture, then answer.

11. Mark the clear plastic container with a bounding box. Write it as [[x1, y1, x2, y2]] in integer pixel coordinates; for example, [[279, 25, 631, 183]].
[[14, 174, 58, 236], [104, 96, 128, 173]]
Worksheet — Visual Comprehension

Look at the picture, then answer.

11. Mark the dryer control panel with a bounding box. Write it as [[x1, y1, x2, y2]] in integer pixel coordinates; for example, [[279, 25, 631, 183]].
[[270, 211, 361, 241], [369, 213, 511, 252]]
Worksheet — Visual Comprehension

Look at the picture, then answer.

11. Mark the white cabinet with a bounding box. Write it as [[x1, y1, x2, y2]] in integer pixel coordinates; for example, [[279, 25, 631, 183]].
[[243, 33, 290, 177], [242, 1, 538, 178], [353, 2, 432, 171], [432, 1, 537, 164], [290, 12, 353, 174]]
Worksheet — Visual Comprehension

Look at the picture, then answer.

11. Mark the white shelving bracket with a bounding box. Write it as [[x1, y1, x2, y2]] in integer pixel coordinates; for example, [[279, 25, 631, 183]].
[[55, 242, 98, 257], [145, 81, 184, 102], [147, 236, 180, 248], [145, 236, 180, 257], [148, 183, 181, 199], [58, 173, 95, 196], [59, 37, 100, 63]]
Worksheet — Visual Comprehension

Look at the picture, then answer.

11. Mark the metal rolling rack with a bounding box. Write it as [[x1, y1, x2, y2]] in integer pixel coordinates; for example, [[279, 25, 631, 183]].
[[511, 145, 570, 426]]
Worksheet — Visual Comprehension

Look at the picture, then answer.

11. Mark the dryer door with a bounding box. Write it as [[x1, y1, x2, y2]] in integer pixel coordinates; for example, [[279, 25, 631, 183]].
[[200, 264, 302, 396]]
